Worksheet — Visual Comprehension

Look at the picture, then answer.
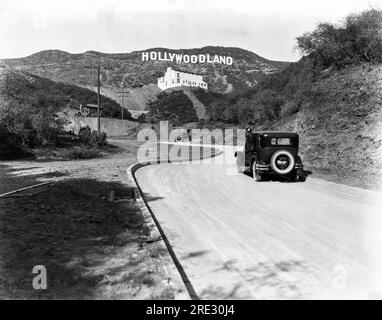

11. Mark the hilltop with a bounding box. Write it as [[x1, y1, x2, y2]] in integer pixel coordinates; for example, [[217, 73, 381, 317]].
[[0, 46, 290, 110]]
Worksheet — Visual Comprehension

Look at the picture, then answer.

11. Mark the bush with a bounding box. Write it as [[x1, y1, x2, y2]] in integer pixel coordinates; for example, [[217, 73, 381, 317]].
[[193, 88, 224, 106], [64, 146, 100, 159], [78, 126, 107, 146], [0, 123, 31, 159], [280, 101, 301, 117], [31, 107, 64, 147], [91, 131, 107, 146], [255, 89, 284, 120], [237, 100, 260, 126], [78, 126, 92, 144], [136, 113, 147, 123], [206, 100, 229, 121]]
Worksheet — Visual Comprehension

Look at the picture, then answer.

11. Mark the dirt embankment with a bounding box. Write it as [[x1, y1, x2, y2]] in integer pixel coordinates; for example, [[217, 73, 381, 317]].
[[270, 64, 382, 191]]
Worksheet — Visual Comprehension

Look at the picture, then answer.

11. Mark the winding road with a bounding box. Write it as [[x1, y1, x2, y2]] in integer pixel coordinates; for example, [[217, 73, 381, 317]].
[[134, 144, 382, 299]]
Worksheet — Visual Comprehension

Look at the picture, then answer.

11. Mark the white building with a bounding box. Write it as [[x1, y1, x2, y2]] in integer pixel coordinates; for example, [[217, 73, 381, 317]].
[[157, 67, 208, 90]]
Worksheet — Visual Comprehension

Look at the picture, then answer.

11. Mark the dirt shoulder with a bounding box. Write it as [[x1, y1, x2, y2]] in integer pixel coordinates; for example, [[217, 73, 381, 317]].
[[0, 139, 202, 299]]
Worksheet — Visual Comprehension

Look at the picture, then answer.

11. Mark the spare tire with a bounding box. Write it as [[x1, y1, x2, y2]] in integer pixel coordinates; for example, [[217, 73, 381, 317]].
[[270, 150, 295, 175]]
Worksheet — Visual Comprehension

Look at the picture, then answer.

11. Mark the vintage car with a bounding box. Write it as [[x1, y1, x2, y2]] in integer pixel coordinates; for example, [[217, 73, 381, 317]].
[[234, 129, 311, 182]]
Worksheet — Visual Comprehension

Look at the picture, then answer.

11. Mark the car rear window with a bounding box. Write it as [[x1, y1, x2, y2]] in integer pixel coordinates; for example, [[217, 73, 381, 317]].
[[271, 137, 292, 145]]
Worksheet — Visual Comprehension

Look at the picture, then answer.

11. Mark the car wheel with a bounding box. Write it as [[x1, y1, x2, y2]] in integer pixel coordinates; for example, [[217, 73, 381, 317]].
[[252, 161, 263, 181]]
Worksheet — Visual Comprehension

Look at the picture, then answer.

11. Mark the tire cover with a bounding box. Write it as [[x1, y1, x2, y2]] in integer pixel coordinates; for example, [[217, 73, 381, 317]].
[[270, 150, 295, 174]]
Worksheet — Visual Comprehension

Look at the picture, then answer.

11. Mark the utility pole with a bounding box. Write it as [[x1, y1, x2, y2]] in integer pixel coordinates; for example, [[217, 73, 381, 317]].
[[117, 90, 128, 120], [96, 66, 101, 133], [85, 64, 112, 133]]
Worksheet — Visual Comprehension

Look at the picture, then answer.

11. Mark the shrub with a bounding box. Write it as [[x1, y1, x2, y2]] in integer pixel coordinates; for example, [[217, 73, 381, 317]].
[[280, 101, 301, 117], [78, 126, 90, 144], [255, 89, 284, 120], [90, 131, 107, 146], [136, 113, 147, 123], [64, 146, 100, 159], [206, 100, 229, 121], [0, 123, 31, 159], [237, 101, 260, 126], [31, 107, 64, 147], [78, 126, 107, 146], [193, 88, 224, 106]]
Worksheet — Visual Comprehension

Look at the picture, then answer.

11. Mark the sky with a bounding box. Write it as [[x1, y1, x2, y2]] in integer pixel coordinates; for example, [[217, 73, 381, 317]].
[[0, 0, 379, 61]]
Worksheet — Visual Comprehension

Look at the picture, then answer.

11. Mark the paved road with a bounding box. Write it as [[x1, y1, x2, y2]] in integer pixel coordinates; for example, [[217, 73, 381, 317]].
[[135, 144, 382, 299]]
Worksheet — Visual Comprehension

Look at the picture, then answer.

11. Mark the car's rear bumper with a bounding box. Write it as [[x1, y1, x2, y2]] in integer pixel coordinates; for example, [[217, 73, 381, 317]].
[[255, 163, 270, 171], [254, 163, 307, 175]]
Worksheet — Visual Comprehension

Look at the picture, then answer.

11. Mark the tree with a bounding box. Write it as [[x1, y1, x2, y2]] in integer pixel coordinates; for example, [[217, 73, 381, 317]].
[[223, 103, 239, 123], [146, 91, 198, 126], [206, 100, 229, 121], [296, 9, 382, 68], [236, 99, 258, 125], [345, 9, 382, 63]]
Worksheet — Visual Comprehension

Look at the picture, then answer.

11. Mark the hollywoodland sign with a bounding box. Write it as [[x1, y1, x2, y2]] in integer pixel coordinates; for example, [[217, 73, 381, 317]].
[[142, 51, 233, 65]]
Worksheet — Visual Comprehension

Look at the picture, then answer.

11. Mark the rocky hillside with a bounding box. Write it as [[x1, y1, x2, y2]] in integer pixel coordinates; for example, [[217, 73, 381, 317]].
[[269, 63, 382, 190], [196, 59, 382, 190], [0, 47, 289, 110]]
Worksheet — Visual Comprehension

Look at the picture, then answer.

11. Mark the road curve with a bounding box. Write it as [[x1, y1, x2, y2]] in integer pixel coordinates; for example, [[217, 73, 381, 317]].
[[135, 144, 382, 299]]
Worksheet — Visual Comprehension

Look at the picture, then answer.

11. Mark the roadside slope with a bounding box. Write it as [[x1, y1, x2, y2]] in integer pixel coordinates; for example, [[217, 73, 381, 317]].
[[270, 64, 382, 190]]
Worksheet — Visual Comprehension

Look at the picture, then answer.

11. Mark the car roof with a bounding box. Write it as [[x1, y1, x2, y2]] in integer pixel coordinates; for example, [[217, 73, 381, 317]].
[[255, 131, 298, 138]]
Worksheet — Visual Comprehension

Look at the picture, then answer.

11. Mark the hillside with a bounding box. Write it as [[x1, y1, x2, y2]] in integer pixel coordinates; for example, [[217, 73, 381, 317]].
[[0, 67, 140, 159], [0, 47, 290, 110], [0, 67, 132, 120], [193, 58, 382, 189], [267, 64, 382, 189]]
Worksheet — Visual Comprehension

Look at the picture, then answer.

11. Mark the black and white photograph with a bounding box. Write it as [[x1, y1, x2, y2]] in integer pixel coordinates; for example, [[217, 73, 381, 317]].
[[0, 0, 382, 305]]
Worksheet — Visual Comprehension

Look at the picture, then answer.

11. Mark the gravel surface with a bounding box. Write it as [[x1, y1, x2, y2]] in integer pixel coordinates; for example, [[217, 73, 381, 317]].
[[0, 139, 210, 299]]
